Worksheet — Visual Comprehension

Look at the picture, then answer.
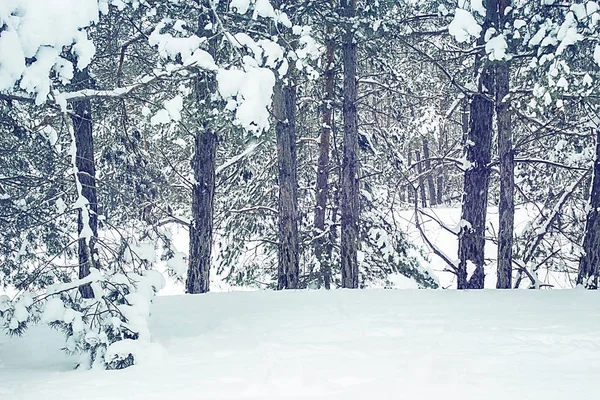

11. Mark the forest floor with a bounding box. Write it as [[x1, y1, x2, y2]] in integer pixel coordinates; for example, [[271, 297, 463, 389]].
[[1, 289, 599, 399]]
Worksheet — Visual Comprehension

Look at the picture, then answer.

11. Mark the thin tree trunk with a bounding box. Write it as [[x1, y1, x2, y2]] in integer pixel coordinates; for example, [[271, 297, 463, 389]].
[[496, 0, 514, 289], [407, 151, 413, 204], [415, 150, 427, 208], [274, 79, 300, 290], [186, 17, 217, 294], [340, 0, 359, 289], [71, 67, 98, 299], [423, 139, 437, 206], [314, 26, 335, 290], [577, 129, 600, 289], [457, 0, 497, 289]]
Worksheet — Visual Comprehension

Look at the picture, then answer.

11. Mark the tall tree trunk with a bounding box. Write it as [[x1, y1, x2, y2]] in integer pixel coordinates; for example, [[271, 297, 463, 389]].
[[457, 0, 497, 289], [71, 67, 98, 299], [577, 129, 600, 289], [340, 0, 360, 289], [423, 139, 437, 206], [274, 79, 299, 290], [496, 0, 514, 289], [186, 17, 217, 294], [415, 150, 427, 208], [186, 123, 216, 294], [407, 151, 413, 204], [314, 26, 335, 290]]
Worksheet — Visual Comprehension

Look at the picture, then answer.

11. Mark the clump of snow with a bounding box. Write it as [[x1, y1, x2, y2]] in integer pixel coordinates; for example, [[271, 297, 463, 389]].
[[485, 34, 508, 61], [230, 0, 251, 14], [0, 0, 99, 98], [41, 298, 66, 323], [471, 0, 486, 16], [166, 251, 188, 279], [148, 23, 204, 64], [217, 67, 275, 133], [0, 30, 26, 91], [151, 95, 184, 126], [448, 9, 482, 43]]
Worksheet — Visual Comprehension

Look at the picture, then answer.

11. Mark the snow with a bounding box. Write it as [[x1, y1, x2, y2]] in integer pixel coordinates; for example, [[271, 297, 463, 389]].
[[151, 95, 184, 125], [485, 34, 508, 61], [0, 30, 26, 91], [216, 67, 275, 133], [398, 206, 575, 289], [470, 0, 485, 16], [1, 290, 600, 399], [253, 0, 275, 19], [448, 9, 481, 43], [0, 0, 99, 96], [41, 297, 66, 323], [230, 0, 251, 14]]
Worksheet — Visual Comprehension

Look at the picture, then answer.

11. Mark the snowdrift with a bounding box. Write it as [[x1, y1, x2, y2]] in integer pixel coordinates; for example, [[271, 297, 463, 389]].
[[1, 290, 599, 399]]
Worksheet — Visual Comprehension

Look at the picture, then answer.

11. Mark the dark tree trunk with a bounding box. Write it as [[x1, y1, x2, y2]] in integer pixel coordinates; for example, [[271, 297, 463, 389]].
[[457, 0, 497, 289], [457, 89, 493, 289], [436, 174, 444, 205], [71, 68, 98, 299], [407, 151, 413, 204], [314, 27, 335, 290], [186, 123, 216, 294], [415, 150, 427, 208], [186, 16, 218, 294], [274, 79, 299, 290], [496, 0, 514, 289], [423, 139, 437, 206], [340, 0, 360, 289], [577, 129, 600, 289]]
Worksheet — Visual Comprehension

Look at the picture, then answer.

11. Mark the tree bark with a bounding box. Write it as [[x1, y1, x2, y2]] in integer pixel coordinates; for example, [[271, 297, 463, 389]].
[[71, 67, 98, 299], [457, 0, 497, 289], [274, 79, 300, 290], [423, 139, 437, 206], [186, 15, 218, 294], [314, 26, 335, 290], [340, 0, 360, 289], [415, 150, 427, 208], [577, 129, 600, 289], [496, 0, 514, 289], [186, 121, 216, 294]]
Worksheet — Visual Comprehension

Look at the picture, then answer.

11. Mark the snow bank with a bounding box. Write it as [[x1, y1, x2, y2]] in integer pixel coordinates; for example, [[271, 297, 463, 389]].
[[1, 290, 599, 399]]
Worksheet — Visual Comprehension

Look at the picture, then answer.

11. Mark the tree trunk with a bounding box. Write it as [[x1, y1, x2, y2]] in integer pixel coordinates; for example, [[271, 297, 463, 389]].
[[314, 26, 335, 290], [423, 139, 437, 206], [340, 0, 360, 289], [577, 129, 600, 289], [71, 67, 98, 299], [186, 123, 216, 294], [274, 79, 299, 290], [457, 0, 497, 289], [407, 151, 413, 204], [496, 0, 514, 289], [415, 150, 427, 208], [186, 17, 218, 294]]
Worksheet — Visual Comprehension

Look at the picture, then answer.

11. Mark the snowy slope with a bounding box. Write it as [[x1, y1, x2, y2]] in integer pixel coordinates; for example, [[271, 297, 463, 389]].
[[1, 290, 599, 399]]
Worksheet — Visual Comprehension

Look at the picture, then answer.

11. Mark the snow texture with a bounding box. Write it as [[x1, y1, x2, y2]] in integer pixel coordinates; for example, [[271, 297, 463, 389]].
[[0, 0, 99, 102], [1, 290, 600, 399], [448, 9, 482, 43], [485, 34, 508, 61], [217, 67, 275, 133]]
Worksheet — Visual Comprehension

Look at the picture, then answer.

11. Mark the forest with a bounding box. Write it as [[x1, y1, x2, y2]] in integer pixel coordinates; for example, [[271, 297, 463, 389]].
[[1, 0, 600, 374]]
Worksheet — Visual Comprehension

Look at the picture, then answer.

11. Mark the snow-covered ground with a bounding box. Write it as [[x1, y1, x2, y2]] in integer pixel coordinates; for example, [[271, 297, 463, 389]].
[[1, 290, 599, 399], [397, 205, 575, 289]]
